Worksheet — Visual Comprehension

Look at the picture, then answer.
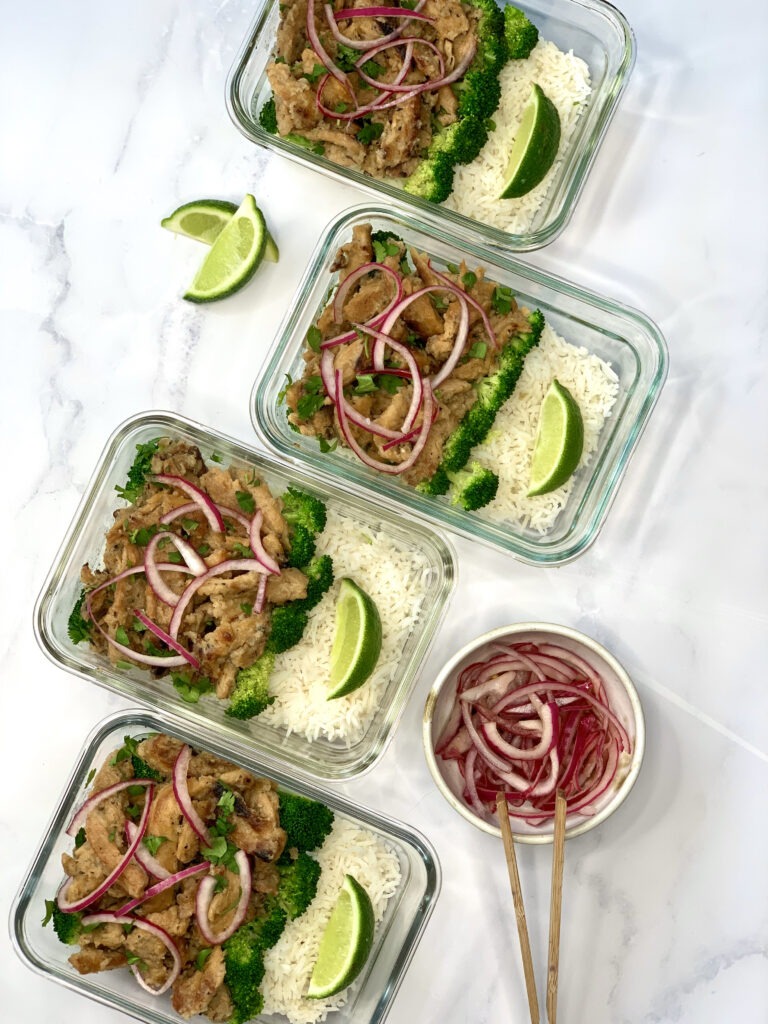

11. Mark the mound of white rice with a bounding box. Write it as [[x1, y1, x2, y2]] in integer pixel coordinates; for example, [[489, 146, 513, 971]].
[[259, 509, 432, 745], [261, 820, 402, 1023], [476, 323, 620, 532], [443, 40, 592, 233]]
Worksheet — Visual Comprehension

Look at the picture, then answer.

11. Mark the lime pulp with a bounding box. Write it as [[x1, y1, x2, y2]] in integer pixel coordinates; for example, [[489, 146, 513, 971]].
[[307, 874, 375, 999], [183, 194, 267, 303]]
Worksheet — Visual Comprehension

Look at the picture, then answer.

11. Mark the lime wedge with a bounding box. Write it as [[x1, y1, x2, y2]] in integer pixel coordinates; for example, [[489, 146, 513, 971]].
[[307, 875, 375, 999], [183, 194, 267, 303], [327, 578, 382, 700], [161, 199, 238, 244], [527, 379, 584, 496], [499, 83, 561, 199], [163, 198, 279, 262]]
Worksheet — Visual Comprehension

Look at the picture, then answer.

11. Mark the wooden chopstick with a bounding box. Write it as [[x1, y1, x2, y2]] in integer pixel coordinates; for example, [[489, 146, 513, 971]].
[[496, 792, 540, 1024], [546, 790, 568, 1024]]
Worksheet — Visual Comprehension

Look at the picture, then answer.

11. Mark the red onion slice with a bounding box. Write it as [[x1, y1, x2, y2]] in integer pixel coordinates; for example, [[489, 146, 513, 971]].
[[195, 850, 252, 945], [57, 784, 154, 913], [172, 745, 210, 846], [66, 778, 154, 837], [149, 474, 224, 533], [254, 572, 268, 615], [144, 532, 207, 606], [324, 0, 428, 51], [430, 264, 497, 349], [168, 558, 268, 640], [308, 0, 356, 89], [116, 861, 209, 916], [356, 37, 445, 92], [351, 323, 423, 432], [319, 348, 402, 440], [331, 261, 402, 324], [81, 913, 182, 995], [125, 820, 171, 880], [335, 369, 435, 475], [249, 510, 281, 575], [132, 609, 200, 671]]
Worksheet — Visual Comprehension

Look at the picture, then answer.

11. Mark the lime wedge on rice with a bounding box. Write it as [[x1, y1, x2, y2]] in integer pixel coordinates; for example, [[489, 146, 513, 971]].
[[499, 83, 561, 199], [307, 874, 375, 999], [527, 379, 584, 496], [327, 578, 382, 700], [183, 194, 267, 303], [162, 197, 279, 261]]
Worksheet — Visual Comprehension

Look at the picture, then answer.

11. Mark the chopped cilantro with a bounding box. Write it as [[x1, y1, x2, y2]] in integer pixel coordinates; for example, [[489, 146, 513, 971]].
[[468, 341, 488, 360], [115, 626, 130, 647], [372, 238, 400, 262], [278, 372, 293, 404], [197, 543, 211, 557], [285, 133, 325, 156], [181, 517, 199, 533], [210, 452, 223, 463], [333, 101, 350, 114], [306, 326, 323, 352], [335, 43, 360, 72], [142, 834, 168, 857], [446, 263, 459, 274], [196, 948, 213, 971], [74, 827, 86, 849], [356, 118, 384, 145], [462, 271, 478, 289], [240, 602, 253, 616], [42, 900, 55, 927], [431, 294, 449, 313], [166, 550, 183, 564], [67, 590, 92, 645], [115, 659, 134, 670], [303, 62, 327, 84], [129, 524, 160, 546], [85, 768, 96, 786], [319, 436, 338, 453], [115, 439, 159, 504], [231, 542, 254, 559], [377, 373, 404, 395], [171, 673, 214, 704], [132, 616, 147, 632], [235, 491, 256, 515], [361, 59, 383, 79], [354, 374, 377, 395], [297, 392, 326, 420]]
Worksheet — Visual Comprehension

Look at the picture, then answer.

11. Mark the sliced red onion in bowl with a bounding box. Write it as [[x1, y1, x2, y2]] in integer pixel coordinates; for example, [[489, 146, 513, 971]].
[[195, 850, 251, 945]]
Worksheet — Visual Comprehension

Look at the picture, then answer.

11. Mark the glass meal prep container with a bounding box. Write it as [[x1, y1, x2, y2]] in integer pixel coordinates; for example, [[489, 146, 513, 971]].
[[251, 204, 668, 566], [226, 0, 635, 252], [34, 411, 455, 781], [11, 710, 440, 1024]]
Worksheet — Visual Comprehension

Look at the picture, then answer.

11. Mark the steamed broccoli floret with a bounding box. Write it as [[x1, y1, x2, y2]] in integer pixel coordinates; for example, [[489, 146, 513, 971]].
[[223, 902, 287, 1024], [282, 487, 327, 569], [67, 589, 92, 644], [226, 651, 276, 720], [504, 5, 540, 60], [293, 554, 334, 613], [403, 151, 456, 204], [266, 605, 309, 655], [278, 791, 335, 852], [259, 96, 278, 134], [431, 115, 490, 169], [422, 310, 545, 488], [448, 463, 499, 512], [130, 754, 165, 781], [276, 851, 321, 920], [454, 0, 506, 122], [43, 900, 82, 945], [115, 438, 159, 504], [416, 464, 450, 497]]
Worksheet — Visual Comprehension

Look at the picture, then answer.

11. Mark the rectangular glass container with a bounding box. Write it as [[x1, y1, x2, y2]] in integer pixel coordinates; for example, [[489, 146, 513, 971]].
[[34, 411, 455, 780], [226, 0, 635, 252], [11, 710, 440, 1024], [251, 204, 668, 565]]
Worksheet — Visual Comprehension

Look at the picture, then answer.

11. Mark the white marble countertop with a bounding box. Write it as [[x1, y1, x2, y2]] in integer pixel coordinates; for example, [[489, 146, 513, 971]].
[[2, 1, 767, 1022]]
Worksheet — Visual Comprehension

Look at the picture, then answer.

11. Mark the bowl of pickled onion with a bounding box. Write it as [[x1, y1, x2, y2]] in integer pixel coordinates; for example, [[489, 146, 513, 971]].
[[422, 623, 644, 843]]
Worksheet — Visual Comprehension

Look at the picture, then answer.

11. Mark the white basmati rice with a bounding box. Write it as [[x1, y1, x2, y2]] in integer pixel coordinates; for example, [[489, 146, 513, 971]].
[[261, 820, 402, 1024], [476, 323, 620, 532], [259, 509, 432, 745], [444, 40, 592, 233]]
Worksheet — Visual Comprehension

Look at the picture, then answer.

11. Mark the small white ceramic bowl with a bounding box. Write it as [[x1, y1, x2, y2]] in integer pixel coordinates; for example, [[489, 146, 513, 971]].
[[423, 623, 645, 844]]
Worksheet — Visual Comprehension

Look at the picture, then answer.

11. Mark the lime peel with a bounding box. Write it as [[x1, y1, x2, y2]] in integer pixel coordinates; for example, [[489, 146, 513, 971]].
[[527, 378, 584, 496], [499, 83, 561, 200], [307, 874, 375, 999], [327, 578, 382, 700]]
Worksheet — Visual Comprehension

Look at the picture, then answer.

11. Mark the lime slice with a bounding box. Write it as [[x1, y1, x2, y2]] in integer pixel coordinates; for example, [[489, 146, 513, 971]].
[[527, 379, 584, 496], [307, 875, 375, 999], [183, 194, 267, 303], [163, 198, 279, 263], [327, 578, 382, 700], [499, 83, 561, 199], [161, 199, 238, 244]]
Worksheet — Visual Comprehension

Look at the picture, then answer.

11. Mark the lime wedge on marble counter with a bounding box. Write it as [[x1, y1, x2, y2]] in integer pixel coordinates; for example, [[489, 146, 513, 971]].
[[183, 194, 267, 303], [162, 198, 278, 261]]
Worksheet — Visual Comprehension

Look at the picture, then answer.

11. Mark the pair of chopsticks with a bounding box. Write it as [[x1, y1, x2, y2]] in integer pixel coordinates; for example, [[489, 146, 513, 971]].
[[496, 790, 567, 1024]]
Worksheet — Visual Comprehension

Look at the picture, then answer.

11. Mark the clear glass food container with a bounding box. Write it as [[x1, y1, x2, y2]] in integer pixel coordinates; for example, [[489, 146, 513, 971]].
[[11, 710, 440, 1024], [226, 0, 635, 252], [251, 204, 668, 565], [34, 411, 455, 781]]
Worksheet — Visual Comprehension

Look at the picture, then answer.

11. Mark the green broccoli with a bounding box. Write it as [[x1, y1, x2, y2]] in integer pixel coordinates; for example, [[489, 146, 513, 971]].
[[454, 0, 507, 122], [275, 850, 321, 920], [226, 651, 276, 720], [504, 5, 539, 60], [281, 487, 327, 569], [43, 900, 82, 945], [266, 606, 309, 655], [115, 439, 159, 504], [67, 589, 92, 644], [223, 902, 287, 1024], [130, 754, 165, 782], [258, 95, 278, 134], [447, 463, 499, 512], [293, 554, 334, 613], [278, 791, 335, 852], [423, 309, 545, 487], [403, 149, 456, 204], [416, 464, 450, 497]]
